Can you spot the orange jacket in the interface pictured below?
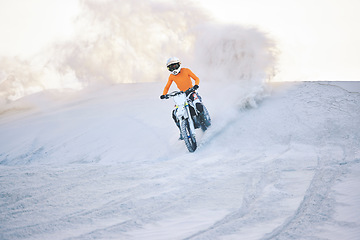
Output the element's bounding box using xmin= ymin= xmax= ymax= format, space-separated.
xmin=162 ymin=68 xmax=200 ymax=95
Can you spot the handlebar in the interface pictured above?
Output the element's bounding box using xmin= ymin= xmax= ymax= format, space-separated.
xmin=164 ymin=86 xmax=197 ymax=99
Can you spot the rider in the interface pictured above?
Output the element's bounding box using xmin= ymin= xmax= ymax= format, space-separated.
xmin=160 ymin=57 xmax=205 ymax=138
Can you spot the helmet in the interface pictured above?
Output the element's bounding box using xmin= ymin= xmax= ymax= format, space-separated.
xmin=166 ymin=57 xmax=181 ymax=75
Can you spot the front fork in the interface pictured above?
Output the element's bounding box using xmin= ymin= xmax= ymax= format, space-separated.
xmin=185 ymin=104 xmax=196 ymax=137
xmin=177 ymin=103 xmax=196 ymax=138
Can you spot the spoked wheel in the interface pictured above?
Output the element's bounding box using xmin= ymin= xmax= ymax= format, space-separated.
xmin=181 ymin=119 xmax=197 ymax=152
xmin=200 ymin=105 xmax=211 ymax=131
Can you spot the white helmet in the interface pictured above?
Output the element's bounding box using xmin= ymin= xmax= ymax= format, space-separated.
xmin=166 ymin=57 xmax=181 ymax=75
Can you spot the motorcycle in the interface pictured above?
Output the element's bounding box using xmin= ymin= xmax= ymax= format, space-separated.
xmin=163 ymin=87 xmax=211 ymax=152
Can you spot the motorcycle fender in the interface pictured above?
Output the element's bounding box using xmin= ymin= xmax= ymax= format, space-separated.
xmin=176 ymin=105 xmax=186 ymax=120
xmin=176 ymin=103 xmax=189 ymax=120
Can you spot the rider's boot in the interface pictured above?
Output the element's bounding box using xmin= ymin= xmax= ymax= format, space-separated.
xmin=196 ymin=103 xmax=205 ymax=122
xmin=199 ymin=111 xmax=205 ymax=121
xmin=193 ymin=115 xmax=200 ymax=129
xmin=196 ymin=103 xmax=203 ymax=112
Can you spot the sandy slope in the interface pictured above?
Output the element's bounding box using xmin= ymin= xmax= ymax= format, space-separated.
xmin=0 ymin=81 xmax=359 ymax=240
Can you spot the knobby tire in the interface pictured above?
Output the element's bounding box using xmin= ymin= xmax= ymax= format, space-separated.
xmin=200 ymin=105 xmax=212 ymax=131
xmin=181 ymin=119 xmax=197 ymax=152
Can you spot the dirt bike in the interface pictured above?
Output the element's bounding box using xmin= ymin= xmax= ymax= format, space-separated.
xmin=163 ymin=87 xmax=211 ymax=152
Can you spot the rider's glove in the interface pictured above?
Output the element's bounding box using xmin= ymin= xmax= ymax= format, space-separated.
xmin=193 ymin=85 xmax=199 ymax=90
xmin=160 ymin=95 xmax=166 ymax=99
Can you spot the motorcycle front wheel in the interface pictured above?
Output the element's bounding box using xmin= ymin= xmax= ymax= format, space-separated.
xmin=181 ymin=119 xmax=197 ymax=152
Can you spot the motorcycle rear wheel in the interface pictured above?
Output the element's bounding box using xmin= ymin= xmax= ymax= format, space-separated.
xmin=200 ymin=105 xmax=212 ymax=131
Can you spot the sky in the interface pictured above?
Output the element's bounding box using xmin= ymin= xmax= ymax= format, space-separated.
xmin=198 ymin=0 xmax=360 ymax=81
xmin=0 ymin=0 xmax=359 ymax=81
xmin=0 ymin=0 xmax=79 ymax=58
